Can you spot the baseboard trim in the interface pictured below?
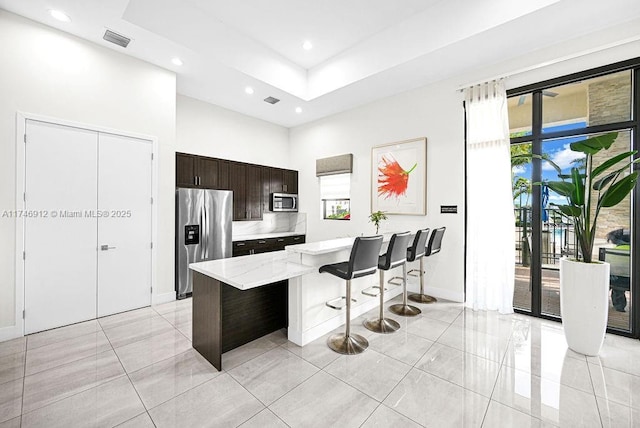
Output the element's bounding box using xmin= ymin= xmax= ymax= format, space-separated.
xmin=152 ymin=291 xmax=176 ymax=306
xmin=0 ymin=325 xmax=23 ymax=342
xmin=405 ymin=278 xmax=464 ymax=303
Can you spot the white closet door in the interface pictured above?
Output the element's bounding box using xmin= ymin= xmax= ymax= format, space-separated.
xmin=97 ymin=133 xmax=152 ymax=317
xmin=24 ymin=120 xmax=98 ymax=334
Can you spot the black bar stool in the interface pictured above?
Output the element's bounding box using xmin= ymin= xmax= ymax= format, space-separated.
xmin=364 ymin=231 xmax=412 ymax=334
xmin=320 ymin=235 xmax=383 ymax=355
xmin=388 ymin=230 xmax=424 ymax=317
xmin=409 ymin=227 xmax=445 ymax=304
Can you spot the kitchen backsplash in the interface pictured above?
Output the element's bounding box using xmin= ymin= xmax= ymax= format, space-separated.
xmin=232 ymin=213 xmax=306 ymax=237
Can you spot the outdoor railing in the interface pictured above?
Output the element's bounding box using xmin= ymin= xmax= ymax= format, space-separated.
xmin=514 ymin=207 xmax=577 ymax=267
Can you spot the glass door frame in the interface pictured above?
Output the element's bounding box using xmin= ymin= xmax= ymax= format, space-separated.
xmin=506 ymin=57 xmax=640 ymax=339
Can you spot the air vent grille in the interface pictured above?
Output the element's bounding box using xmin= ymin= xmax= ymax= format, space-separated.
xmin=103 ymin=29 xmax=131 ymax=48
xmin=264 ymin=96 xmax=280 ymax=105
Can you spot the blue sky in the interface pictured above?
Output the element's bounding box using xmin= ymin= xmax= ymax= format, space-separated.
xmin=512 ymin=122 xmax=586 ymax=207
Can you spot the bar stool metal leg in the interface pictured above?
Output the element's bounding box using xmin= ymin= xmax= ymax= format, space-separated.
xmin=389 ymin=263 xmax=421 ymax=317
xmin=364 ymin=271 xmax=401 ymax=333
xmin=327 ymin=279 xmax=369 ymax=354
xmin=408 ymin=258 xmax=437 ymax=303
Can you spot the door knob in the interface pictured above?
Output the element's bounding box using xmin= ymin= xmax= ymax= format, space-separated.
xmin=100 ymin=245 xmax=116 ymax=251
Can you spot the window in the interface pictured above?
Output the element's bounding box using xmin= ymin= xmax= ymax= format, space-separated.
xmin=320 ymin=173 xmax=350 ymax=220
xmin=507 ymin=59 xmax=639 ymax=336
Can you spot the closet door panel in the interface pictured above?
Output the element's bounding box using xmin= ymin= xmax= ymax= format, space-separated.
xmin=24 ymin=120 xmax=98 ymax=334
xmin=97 ymin=133 xmax=152 ymax=317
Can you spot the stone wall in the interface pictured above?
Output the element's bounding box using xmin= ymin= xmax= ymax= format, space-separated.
xmin=588 ymin=72 xmax=632 ymax=240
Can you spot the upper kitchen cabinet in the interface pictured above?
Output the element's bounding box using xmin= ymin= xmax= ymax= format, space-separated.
xmin=269 ymin=167 xmax=298 ymax=194
xmin=261 ymin=166 xmax=271 ymax=213
xmin=218 ymin=160 xmax=229 ymax=189
xmin=283 ymin=169 xmax=298 ymax=194
xmin=197 ymin=157 xmax=219 ymax=188
xmin=229 ymin=162 xmax=262 ymax=221
xmin=176 ymin=153 xmax=197 ymax=187
xmin=176 ymin=152 xmax=221 ymax=189
xmin=269 ymin=168 xmax=284 ymax=194
xmin=246 ymin=164 xmax=263 ymax=220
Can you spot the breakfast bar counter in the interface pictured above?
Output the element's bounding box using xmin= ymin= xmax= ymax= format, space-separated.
xmin=189 ymin=234 xmax=407 ymax=370
xmin=284 ymin=234 xmax=405 ymax=346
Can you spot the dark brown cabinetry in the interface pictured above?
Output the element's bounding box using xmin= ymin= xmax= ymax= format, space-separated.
xmin=176 ymin=152 xmax=298 ymax=221
xmin=176 ymin=153 xmax=222 ymax=189
xmin=228 ymin=162 xmax=263 ymax=221
xmin=268 ymin=168 xmax=298 ymax=194
xmin=283 ymin=169 xmax=298 ymax=194
xmin=246 ymin=165 xmax=263 ymax=221
xmin=232 ymin=235 xmax=306 ymax=257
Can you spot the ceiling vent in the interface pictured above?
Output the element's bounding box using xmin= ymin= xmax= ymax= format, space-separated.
xmin=263 ymin=96 xmax=280 ymax=105
xmin=103 ymin=29 xmax=131 ymax=48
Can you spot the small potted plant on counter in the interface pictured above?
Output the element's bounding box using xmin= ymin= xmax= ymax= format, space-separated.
xmin=369 ymin=210 xmax=388 ymax=234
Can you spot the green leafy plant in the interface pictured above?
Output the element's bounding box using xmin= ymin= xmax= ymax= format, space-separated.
xmin=514 ymin=132 xmax=639 ymax=263
xmin=369 ymin=210 xmax=388 ymax=234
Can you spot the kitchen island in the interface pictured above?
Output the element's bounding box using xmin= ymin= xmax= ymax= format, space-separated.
xmin=189 ymin=234 xmax=405 ymax=370
xmin=189 ymin=251 xmax=313 ymax=370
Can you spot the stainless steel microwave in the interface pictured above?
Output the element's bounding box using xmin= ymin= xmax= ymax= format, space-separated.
xmin=270 ymin=193 xmax=298 ymax=212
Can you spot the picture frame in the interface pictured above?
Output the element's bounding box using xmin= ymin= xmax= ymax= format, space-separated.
xmin=371 ymin=137 xmax=427 ymax=215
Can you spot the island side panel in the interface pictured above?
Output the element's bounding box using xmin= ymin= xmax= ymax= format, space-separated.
xmin=221 ymin=280 xmax=288 ymax=352
xmin=192 ymin=271 xmax=222 ymax=371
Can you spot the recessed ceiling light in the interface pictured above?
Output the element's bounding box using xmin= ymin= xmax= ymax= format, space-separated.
xmin=295 ymin=107 xmax=302 ymax=114
xmin=49 ymin=9 xmax=71 ymax=23
xmin=245 ymin=87 xmax=254 ymax=95
xmin=171 ymin=57 xmax=183 ymax=66
xmin=302 ymin=41 xmax=313 ymax=51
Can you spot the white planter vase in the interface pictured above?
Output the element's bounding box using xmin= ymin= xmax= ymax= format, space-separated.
xmin=559 ymin=258 xmax=610 ymax=356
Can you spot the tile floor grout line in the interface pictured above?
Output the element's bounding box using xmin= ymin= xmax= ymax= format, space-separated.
xmin=18 ymin=342 xmax=27 ymax=426
xmin=100 ymin=324 xmax=152 ymax=415
xmin=227 ymin=343 xmax=320 ymax=409
xmin=223 ymin=371 xmax=269 ymax=425
xmin=24 ymin=326 xmax=105 ymax=353
xmin=19 ymin=350 xmax=128 ymax=414
xmin=107 ymin=325 xmax=185 ymax=356
xmin=112 ymin=411 xmax=157 ymax=428
xmin=587 ymin=357 xmax=607 ymax=428
xmin=479 ymin=329 xmax=514 ymax=428
xmin=22 ymin=330 xmax=113 ymax=378
xmin=356 ymin=402 xmax=383 ymax=428
xmin=18 ymin=373 xmax=130 ymax=420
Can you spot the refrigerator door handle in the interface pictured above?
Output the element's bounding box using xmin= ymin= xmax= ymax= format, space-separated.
xmin=200 ymin=203 xmax=206 ymax=260
xmin=203 ymin=199 xmax=209 ymax=259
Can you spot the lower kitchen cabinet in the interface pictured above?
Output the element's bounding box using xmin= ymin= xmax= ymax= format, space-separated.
xmin=232 ymin=235 xmax=305 ymax=257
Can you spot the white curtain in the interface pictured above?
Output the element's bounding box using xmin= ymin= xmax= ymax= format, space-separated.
xmin=465 ymin=80 xmax=515 ymax=314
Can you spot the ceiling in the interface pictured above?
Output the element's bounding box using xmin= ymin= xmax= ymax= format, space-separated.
xmin=1 ymin=0 xmax=640 ymax=127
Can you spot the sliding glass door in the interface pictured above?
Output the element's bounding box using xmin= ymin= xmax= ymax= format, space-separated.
xmin=507 ymin=62 xmax=639 ymax=336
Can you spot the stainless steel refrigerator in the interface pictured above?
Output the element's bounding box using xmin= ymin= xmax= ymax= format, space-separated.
xmin=176 ymin=188 xmax=232 ymax=299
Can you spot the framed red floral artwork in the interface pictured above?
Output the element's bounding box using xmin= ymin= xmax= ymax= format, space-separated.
xmin=371 ymin=137 xmax=427 ymax=215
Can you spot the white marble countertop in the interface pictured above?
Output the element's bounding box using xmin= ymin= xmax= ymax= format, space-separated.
xmin=232 ymin=231 xmax=304 ymax=241
xmin=286 ymin=233 xmax=395 ymax=256
xmin=189 ymin=251 xmax=315 ymax=290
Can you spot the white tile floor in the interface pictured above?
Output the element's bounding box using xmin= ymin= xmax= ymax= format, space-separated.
xmin=1 ymin=296 xmax=639 ymax=427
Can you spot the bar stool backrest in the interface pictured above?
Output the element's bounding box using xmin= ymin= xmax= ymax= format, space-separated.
xmin=349 ymin=235 xmax=384 ymax=278
xmin=408 ymin=228 xmax=430 ymax=262
xmin=380 ymin=231 xmax=412 ymax=270
xmin=426 ymin=227 xmax=446 ymax=256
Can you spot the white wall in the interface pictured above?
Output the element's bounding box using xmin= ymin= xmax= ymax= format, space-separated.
xmin=290 ymin=32 xmax=640 ymax=303
xmin=0 ymin=11 xmax=176 ymax=336
xmin=290 ymin=83 xmax=465 ymax=301
xmin=176 ymin=95 xmax=290 ymax=167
